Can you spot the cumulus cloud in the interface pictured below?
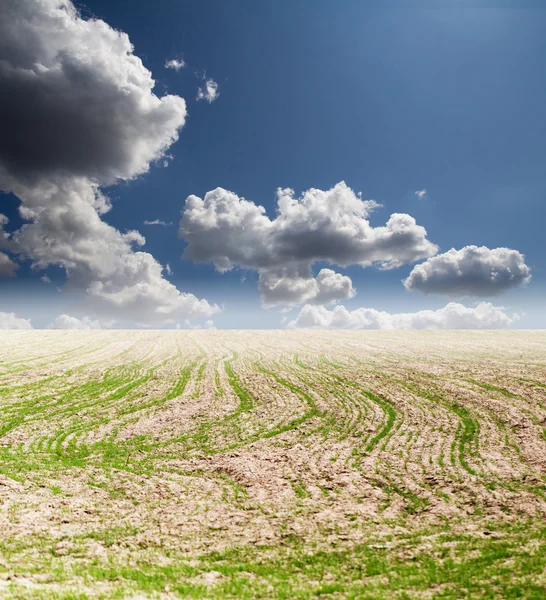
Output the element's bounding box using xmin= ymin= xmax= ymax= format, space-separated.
xmin=0 ymin=312 xmax=32 ymax=330
xmin=0 ymin=252 xmax=17 ymax=277
xmin=196 ymin=78 xmax=219 ymax=103
xmin=144 ymin=219 xmax=172 ymax=226
xmin=165 ymin=58 xmax=185 ymax=71
xmin=48 ymin=314 xmax=102 ymax=330
xmin=415 ymin=189 xmax=427 ymax=199
xmin=0 ymin=0 xmax=187 ymax=184
xmin=0 ymin=0 xmax=218 ymax=325
xmin=286 ymin=302 xmax=518 ymax=330
xmin=404 ymin=246 xmax=531 ymax=297
xmin=180 ymin=182 xmax=438 ymax=307
xmin=258 ymin=267 xmax=355 ymax=308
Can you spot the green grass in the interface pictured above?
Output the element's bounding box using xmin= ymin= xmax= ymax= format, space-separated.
xmin=2 ymin=520 xmax=545 ymax=599
xmin=1 ymin=331 xmax=545 ymax=599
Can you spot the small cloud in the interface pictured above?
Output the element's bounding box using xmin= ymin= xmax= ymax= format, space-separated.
xmin=197 ymin=78 xmax=219 ymax=103
xmin=183 ymin=319 xmax=199 ymax=329
xmin=165 ymin=58 xmax=185 ymax=71
xmin=415 ymin=189 xmax=427 ymax=199
xmin=0 ymin=252 xmax=17 ymax=277
xmin=41 ymin=274 xmax=51 ymax=284
xmin=161 ymin=154 xmax=174 ymax=168
xmin=48 ymin=314 xmax=103 ymax=330
xmin=240 ymin=275 xmax=246 ymax=283
xmin=144 ymin=219 xmax=172 ymax=226
xmin=181 ymin=319 xmax=217 ymax=330
xmin=165 ymin=263 xmax=172 ymax=276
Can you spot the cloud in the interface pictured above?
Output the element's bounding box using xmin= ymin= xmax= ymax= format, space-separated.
xmin=415 ymin=189 xmax=427 ymax=199
xmin=181 ymin=318 xmax=216 ymax=330
xmin=165 ymin=264 xmax=172 ymax=275
xmin=0 ymin=251 xmax=17 ymax=277
xmin=0 ymin=0 xmax=218 ymax=325
xmin=180 ymin=182 xmax=438 ymax=307
xmin=286 ymin=302 xmax=518 ymax=330
xmin=0 ymin=312 xmax=32 ymax=330
xmin=181 ymin=183 xmax=437 ymax=271
xmin=403 ymin=246 xmax=531 ymax=297
xmin=144 ymin=219 xmax=173 ymax=226
xmin=165 ymin=58 xmax=185 ymax=71
xmin=41 ymin=274 xmax=51 ymax=284
xmin=258 ymin=267 xmax=355 ymax=308
xmin=0 ymin=0 xmax=187 ymax=184
xmin=48 ymin=314 xmax=102 ymax=330
xmin=197 ymin=78 xmax=219 ymax=103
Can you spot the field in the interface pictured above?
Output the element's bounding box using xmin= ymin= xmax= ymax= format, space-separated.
xmin=0 ymin=330 xmax=545 ymax=599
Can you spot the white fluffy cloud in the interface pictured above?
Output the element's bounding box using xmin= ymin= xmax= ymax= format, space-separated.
xmin=165 ymin=58 xmax=185 ymax=71
xmin=0 ymin=312 xmax=32 ymax=330
xmin=0 ymin=252 xmax=17 ymax=277
xmin=181 ymin=183 xmax=438 ymax=271
xmin=0 ymin=0 xmax=218 ymax=325
xmin=196 ymin=78 xmax=219 ymax=103
xmin=286 ymin=302 xmax=518 ymax=330
xmin=404 ymin=246 xmax=531 ymax=297
xmin=180 ymin=182 xmax=438 ymax=307
xmin=48 ymin=314 xmax=102 ymax=330
xmin=258 ymin=267 xmax=355 ymax=308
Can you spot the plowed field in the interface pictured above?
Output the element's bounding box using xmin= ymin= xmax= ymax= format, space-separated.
xmin=0 ymin=331 xmax=545 ymax=599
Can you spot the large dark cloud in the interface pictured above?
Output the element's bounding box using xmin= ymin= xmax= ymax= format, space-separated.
xmin=0 ymin=0 xmax=185 ymax=184
xmin=0 ymin=0 xmax=218 ymax=325
xmin=179 ymin=182 xmax=438 ymax=307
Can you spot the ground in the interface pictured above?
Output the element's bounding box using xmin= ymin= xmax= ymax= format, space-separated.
xmin=0 ymin=330 xmax=545 ymax=599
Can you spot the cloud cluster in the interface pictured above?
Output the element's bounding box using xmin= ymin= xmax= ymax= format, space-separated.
xmin=0 ymin=311 xmax=32 ymax=330
xmin=404 ymin=246 xmax=531 ymax=297
xmin=0 ymin=0 xmax=218 ymax=325
xmin=180 ymin=182 xmax=438 ymax=307
xmin=48 ymin=314 xmax=102 ymax=330
xmin=196 ymin=78 xmax=219 ymax=103
xmin=286 ymin=302 xmax=518 ymax=330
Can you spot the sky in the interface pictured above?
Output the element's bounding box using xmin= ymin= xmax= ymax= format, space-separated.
xmin=0 ymin=0 xmax=544 ymax=330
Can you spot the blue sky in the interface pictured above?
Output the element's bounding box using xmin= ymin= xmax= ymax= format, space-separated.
xmin=0 ymin=0 xmax=544 ymax=329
